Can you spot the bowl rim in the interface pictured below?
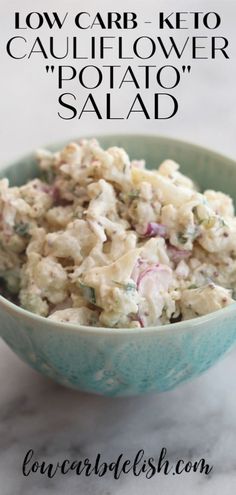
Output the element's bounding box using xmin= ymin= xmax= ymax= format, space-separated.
xmin=1 ymin=132 xmax=236 ymax=172
xmin=1 ymin=292 xmax=236 ymax=336
xmin=1 ymin=133 xmax=236 ymax=337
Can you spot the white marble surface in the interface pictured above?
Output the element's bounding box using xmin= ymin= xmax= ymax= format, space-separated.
xmin=0 ymin=0 xmax=236 ymax=494
xmin=1 ymin=341 xmax=236 ymax=495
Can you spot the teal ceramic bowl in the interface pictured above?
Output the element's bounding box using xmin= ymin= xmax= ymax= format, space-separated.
xmin=1 ymin=135 xmax=236 ymax=396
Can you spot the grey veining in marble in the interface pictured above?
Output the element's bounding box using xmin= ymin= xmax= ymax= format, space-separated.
xmin=0 ymin=0 xmax=236 ymax=493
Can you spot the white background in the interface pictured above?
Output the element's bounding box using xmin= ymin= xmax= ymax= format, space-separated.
xmin=0 ymin=0 xmax=236 ymax=165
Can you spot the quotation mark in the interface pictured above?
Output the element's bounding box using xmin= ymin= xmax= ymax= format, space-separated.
xmin=182 ymin=65 xmax=191 ymax=73
xmin=45 ymin=65 xmax=55 ymax=74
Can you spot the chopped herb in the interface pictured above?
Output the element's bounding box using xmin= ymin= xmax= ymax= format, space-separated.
xmin=78 ymin=280 xmax=96 ymax=305
xmin=177 ymin=232 xmax=188 ymax=244
xmin=73 ymin=210 xmax=83 ymax=219
xmin=203 ymin=216 xmax=216 ymax=229
xmin=112 ymin=280 xmax=136 ymax=292
xmin=128 ymin=189 xmax=140 ymax=200
xmin=193 ymin=206 xmax=220 ymax=229
xmin=41 ymin=169 xmax=56 ymax=184
xmin=14 ymin=222 xmax=30 ymax=238
xmin=94 ymin=191 xmax=102 ymax=200
xmin=188 ymin=284 xmax=198 ymax=290
xmin=195 ymin=215 xmax=229 ymax=231
xmin=218 ymin=217 xmax=229 ymax=228
xmin=177 ymin=226 xmax=199 ymax=244
xmin=193 ymin=207 xmax=205 ymax=225
xmin=198 ymin=219 xmax=205 ymax=225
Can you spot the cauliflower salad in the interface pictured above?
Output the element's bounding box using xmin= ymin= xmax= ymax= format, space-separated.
xmin=0 ymin=139 xmax=236 ymax=328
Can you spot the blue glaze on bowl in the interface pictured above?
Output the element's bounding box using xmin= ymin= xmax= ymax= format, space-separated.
xmin=0 ymin=135 xmax=236 ymax=396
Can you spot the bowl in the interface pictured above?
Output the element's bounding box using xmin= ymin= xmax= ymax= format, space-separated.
xmin=1 ymin=135 xmax=236 ymax=397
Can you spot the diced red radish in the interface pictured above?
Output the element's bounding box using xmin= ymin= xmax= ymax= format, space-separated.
xmin=167 ymin=244 xmax=191 ymax=263
xmin=132 ymin=260 xmax=173 ymax=326
xmin=49 ymin=186 xmax=61 ymax=203
xmin=137 ymin=222 xmax=167 ymax=238
xmin=30 ymin=180 xmax=51 ymax=194
xmin=41 ymin=184 xmax=52 ymax=194
xmin=49 ymin=186 xmax=73 ymax=206
xmin=137 ymin=264 xmax=172 ymax=293
xmin=137 ymin=313 xmax=145 ymax=328
xmin=137 ymin=264 xmax=172 ymax=327
xmin=131 ymin=258 xmax=148 ymax=285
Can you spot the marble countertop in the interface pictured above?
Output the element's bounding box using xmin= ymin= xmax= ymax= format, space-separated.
xmin=1 ymin=341 xmax=236 ymax=495
xmin=1 ymin=0 xmax=236 ymax=493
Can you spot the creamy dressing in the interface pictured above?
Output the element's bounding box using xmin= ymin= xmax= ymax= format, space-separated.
xmin=0 ymin=139 xmax=235 ymax=328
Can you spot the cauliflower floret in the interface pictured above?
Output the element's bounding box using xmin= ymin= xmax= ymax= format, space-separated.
xmin=108 ymin=231 xmax=137 ymax=260
xmin=139 ymin=181 xmax=153 ymax=201
xmin=0 ymin=179 xmax=32 ymax=228
xmin=37 ymin=149 xmax=57 ymax=172
xmin=49 ymin=307 xmax=99 ymax=326
xmin=60 ymin=142 xmax=82 ymax=167
xmin=129 ymin=199 xmax=157 ymax=229
xmin=45 ymin=220 xmax=97 ymax=263
xmin=160 ymin=204 xmax=177 ymax=231
xmin=32 ymin=256 xmax=68 ymax=304
xmin=59 ymin=143 xmax=84 ymax=182
xmin=87 ymin=179 xmax=117 ymax=218
xmin=140 ymin=238 xmax=171 ymax=266
xmin=89 ymin=143 xmax=132 ymax=191
xmin=45 ymin=230 xmax=82 ymax=264
xmin=175 ymin=260 xmax=190 ymax=279
xmin=158 ymin=160 xmax=196 ymax=190
xmin=45 ymin=206 xmax=74 ymax=228
xmin=161 ymin=200 xmax=199 ymax=251
xmin=0 ymin=246 xmax=23 ymax=271
xmin=82 ymin=249 xmax=141 ymax=325
xmin=181 ymin=284 xmax=234 ymax=320
xmin=20 ymin=290 xmax=49 ymax=317
xmin=198 ymin=222 xmax=232 ymax=253
xmin=204 ymin=190 xmax=234 ymax=217
xmin=26 ymin=227 xmax=46 ymax=256
xmin=20 ymin=179 xmax=53 ymax=217
xmin=0 ymin=230 xmax=26 ymax=254
xmin=131 ymin=167 xmax=194 ymax=207
xmin=20 ymin=252 xmax=68 ymax=309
